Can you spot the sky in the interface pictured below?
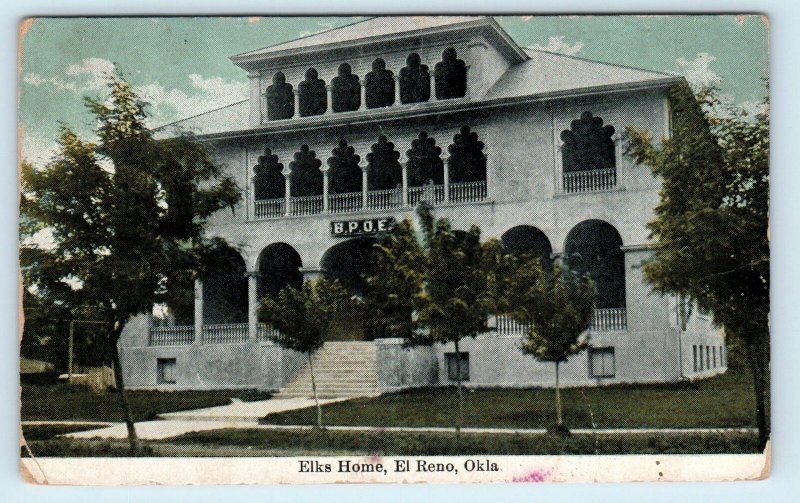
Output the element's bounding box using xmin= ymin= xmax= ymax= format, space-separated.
xmin=18 ymin=15 xmax=769 ymax=167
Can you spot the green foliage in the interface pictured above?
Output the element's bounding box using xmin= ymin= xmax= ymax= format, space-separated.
xmin=626 ymin=81 xmax=770 ymax=444
xmin=507 ymin=258 xmax=595 ymax=364
xmin=260 ymin=278 xmax=353 ymax=354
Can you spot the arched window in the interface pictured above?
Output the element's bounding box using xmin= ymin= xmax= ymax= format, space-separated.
xmin=434 ymin=48 xmax=467 ymax=100
xmin=564 ymin=220 xmax=625 ymax=309
xmin=560 ymin=112 xmax=616 ymax=173
xmin=289 ymin=145 xmax=323 ymax=197
xmin=327 ymin=139 xmax=362 ymax=194
xmin=201 ymin=245 xmax=247 ymax=324
xmin=406 ymin=132 xmax=443 ymax=187
xmin=331 ymin=63 xmax=361 ymax=113
xmin=253 ymin=148 xmax=284 ymax=200
xmin=298 ymin=68 xmax=327 ymax=117
xmin=367 ymin=135 xmax=402 ymax=190
xmin=399 ymin=53 xmax=431 ymax=104
xmin=266 ymin=71 xmax=294 ymax=120
xmin=448 ymin=126 xmax=486 ymax=183
xmin=257 ymin=243 xmax=303 ymax=301
xmin=364 ymin=58 xmax=395 ymax=109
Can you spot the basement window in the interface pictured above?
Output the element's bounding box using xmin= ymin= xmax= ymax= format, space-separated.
xmin=589 ymin=347 xmax=615 ymax=378
xmin=157 ymin=358 xmax=177 ymax=384
xmin=445 ymin=352 xmax=469 ymax=381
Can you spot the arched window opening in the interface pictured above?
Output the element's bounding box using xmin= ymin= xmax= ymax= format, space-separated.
xmin=290 ymin=145 xmax=323 ymax=196
xmin=257 ymin=243 xmax=303 ymax=301
xmin=298 ymin=68 xmax=327 ymax=117
xmin=501 ymin=226 xmax=553 ymax=269
xmin=406 ymin=132 xmax=443 ymax=187
xmin=367 ymin=135 xmax=402 ymax=190
xmin=328 ymin=139 xmax=362 ymax=194
xmin=266 ymin=72 xmax=294 ymax=120
xmin=561 ymin=112 xmax=616 ymax=173
xmin=434 ymin=48 xmax=467 ymax=100
xmin=564 ymin=220 xmax=625 ymax=309
xmin=331 ymin=63 xmax=361 ymax=113
xmin=202 ymin=246 xmax=247 ymax=324
xmin=365 ymin=58 xmax=395 ymax=109
xmin=448 ymin=126 xmax=486 ymax=183
xmin=399 ymin=53 xmax=431 ymax=104
xmin=253 ymin=148 xmax=284 ymax=200
xmin=321 ymin=237 xmax=377 ymax=297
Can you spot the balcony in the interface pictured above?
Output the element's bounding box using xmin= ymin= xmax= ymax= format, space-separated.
xmin=253 ymin=179 xmax=487 ymax=220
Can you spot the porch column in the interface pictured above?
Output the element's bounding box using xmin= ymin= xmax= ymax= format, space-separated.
xmin=394 ymin=75 xmax=401 ymax=106
xmin=282 ymin=167 xmax=292 ymax=216
xmin=293 ymin=89 xmax=301 ymax=119
xmin=360 ymin=83 xmax=367 ymax=111
xmin=325 ymin=84 xmax=333 ymax=114
xmin=613 ymin=132 xmax=623 ymax=188
xmin=247 ymin=271 xmax=258 ymax=341
xmin=321 ymin=166 xmax=330 ymax=213
xmin=193 ymin=278 xmax=203 ymax=344
xmin=443 ymin=156 xmax=450 ymax=203
xmin=361 ymin=161 xmax=369 ymax=210
xmin=401 ymin=160 xmax=409 ymax=207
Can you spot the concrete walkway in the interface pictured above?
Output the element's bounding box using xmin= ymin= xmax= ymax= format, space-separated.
xmin=63 ymin=397 xmax=351 ymax=440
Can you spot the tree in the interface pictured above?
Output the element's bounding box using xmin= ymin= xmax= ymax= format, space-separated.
xmin=19 ymin=72 xmax=241 ymax=452
xmin=362 ymin=219 xmax=425 ymax=340
xmin=626 ymin=82 xmax=770 ymax=447
xmin=506 ymin=256 xmax=595 ymax=434
xmin=260 ymin=278 xmax=352 ymax=429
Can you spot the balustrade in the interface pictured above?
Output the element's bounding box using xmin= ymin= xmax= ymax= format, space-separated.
xmin=562 ymin=167 xmax=617 ymax=193
xmin=290 ymin=194 xmax=324 ymax=216
xmin=449 ymin=180 xmax=487 ymax=203
xmin=148 ymin=325 xmax=194 ymax=346
xmin=202 ymin=323 xmax=249 ymax=344
xmin=589 ymin=308 xmax=627 ymax=331
xmin=329 ymin=191 xmax=362 ymax=213
xmin=254 ymin=198 xmax=285 ymax=219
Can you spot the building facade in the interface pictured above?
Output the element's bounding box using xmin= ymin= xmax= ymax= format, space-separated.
xmin=119 ymin=16 xmax=726 ymax=394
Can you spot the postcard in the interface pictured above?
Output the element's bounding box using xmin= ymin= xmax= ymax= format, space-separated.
xmin=18 ymin=14 xmax=770 ymax=484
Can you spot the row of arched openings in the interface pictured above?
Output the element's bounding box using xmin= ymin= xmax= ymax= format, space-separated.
xmin=253 ymin=127 xmax=487 ymax=200
xmin=265 ymin=48 xmax=468 ymax=120
xmin=197 ymin=220 xmax=625 ymax=326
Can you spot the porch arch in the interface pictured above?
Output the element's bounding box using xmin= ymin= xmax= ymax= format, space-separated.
xmin=564 ymin=219 xmax=625 ymax=309
xmin=501 ymin=225 xmax=553 ymax=269
xmin=201 ymin=245 xmax=248 ymax=324
xmin=257 ymin=242 xmax=303 ymax=300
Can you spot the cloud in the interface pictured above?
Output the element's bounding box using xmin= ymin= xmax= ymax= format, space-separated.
xmin=23 ymin=57 xmax=115 ymax=94
xmin=676 ymin=52 xmax=722 ymax=91
xmin=20 ymin=132 xmax=59 ymax=168
xmin=527 ymin=36 xmax=583 ymax=56
xmin=135 ymin=74 xmax=248 ymax=125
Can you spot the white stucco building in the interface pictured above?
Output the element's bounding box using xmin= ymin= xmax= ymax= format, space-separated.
xmin=119 ymin=16 xmax=725 ymax=396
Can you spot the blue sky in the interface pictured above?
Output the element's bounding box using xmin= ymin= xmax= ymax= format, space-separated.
xmin=18 ymin=15 xmax=769 ymax=166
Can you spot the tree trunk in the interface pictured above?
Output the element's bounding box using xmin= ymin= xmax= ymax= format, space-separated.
xmin=555 ymin=361 xmax=563 ymax=427
xmin=454 ymin=339 xmax=464 ymax=440
xmin=745 ymin=337 xmax=769 ymax=448
xmin=308 ymin=351 xmax=323 ymax=429
xmin=110 ymin=335 xmax=139 ymax=454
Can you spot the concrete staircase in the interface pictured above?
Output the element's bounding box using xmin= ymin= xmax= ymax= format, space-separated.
xmin=275 ymin=341 xmax=379 ymax=399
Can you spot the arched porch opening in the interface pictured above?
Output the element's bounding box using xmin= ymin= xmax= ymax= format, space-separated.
xmin=501 ymin=225 xmax=553 ymax=269
xmin=564 ymin=220 xmax=626 ymax=309
xmin=257 ymin=243 xmax=303 ymax=301
xmin=320 ymin=237 xmax=377 ymax=340
xmin=201 ymin=245 xmax=247 ymax=324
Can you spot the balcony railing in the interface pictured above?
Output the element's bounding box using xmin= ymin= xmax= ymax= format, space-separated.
xmin=253 ymin=180 xmax=487 ymax=220
xmin=202 ymin=323 xmax=249 ymax=344
xmin=562 ymin=167 xmax=617 ymax=194
xmin=493 ymin=308 xmax=627 ymax=335
xmin=254 ymin=198 xmax=285 ymax=219
xmin=148 ymin=325 xmax=194 ymax=346
xmin=590 ymin=308 xmax=627 ymax=331
xmin=257 ymin=323 xmax=280 ymax=342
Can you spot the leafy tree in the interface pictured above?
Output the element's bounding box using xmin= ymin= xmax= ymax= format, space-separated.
xmin=506 ymin=256 xmax=595 ymax=434
xmin=362 ymin=219 xmax=425 ymax=340
xmin=19 ymin=72 xmax=241 ymax=452
xmin=627 ymin=82 xmax=770 ymax=446
xmin=260 ymin=278 xmax=353 ymax=429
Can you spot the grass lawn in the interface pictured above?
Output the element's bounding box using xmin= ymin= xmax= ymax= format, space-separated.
xmin=21 ymin=383 xmax=271 ymax=423
xmin=262 ymin=371 xmax=762 ymax=429
xmin=23 ymin=428 xmax=763 ymax=457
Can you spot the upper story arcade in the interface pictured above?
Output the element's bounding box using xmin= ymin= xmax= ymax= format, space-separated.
xmin=230 ymin=16 xmax=529 ymax=128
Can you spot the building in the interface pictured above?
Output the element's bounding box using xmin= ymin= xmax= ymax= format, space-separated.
xmin=119 ymin=16 xmax=726 ymax=395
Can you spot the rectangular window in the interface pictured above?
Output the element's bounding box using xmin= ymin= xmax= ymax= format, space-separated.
xmin=693 ymin=345 xmax=698 ymax=372
xmin=706 ymin=346 xmax=711 ymax=370
xmin=445 ymin=352 xmax=469 ymax=381
xmin=713 ymin=346 xmax=717 ymax=368
xmin=589 ymin=347 xmax=615 ymax=378
xmin=157 ymin=358 xmax=177 ymax=384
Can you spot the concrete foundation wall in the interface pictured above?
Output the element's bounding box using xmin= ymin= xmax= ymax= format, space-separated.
xmin=376 ymin=339 xmax=438 ymax=392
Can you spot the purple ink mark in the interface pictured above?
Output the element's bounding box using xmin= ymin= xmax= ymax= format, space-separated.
xmin=512 ymin=469 xmax=552 ymax=483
